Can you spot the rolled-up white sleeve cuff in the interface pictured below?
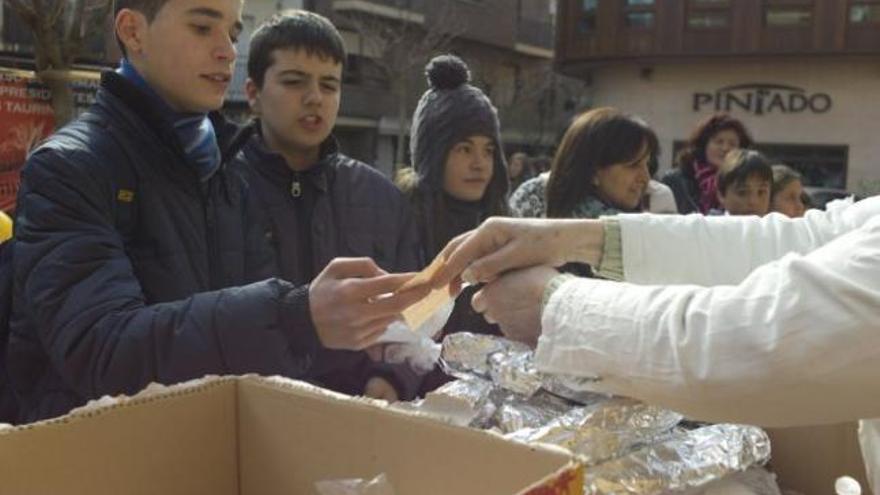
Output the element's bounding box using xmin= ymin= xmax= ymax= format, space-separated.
xmin=535 ymin=277 xmax=625 ymax=380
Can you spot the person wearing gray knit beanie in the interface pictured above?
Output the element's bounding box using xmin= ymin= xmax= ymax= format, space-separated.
xmin=396 ymin=54 xmax=510 ymax=396
xmin=396 ymin=54 xmax=509 ymax=263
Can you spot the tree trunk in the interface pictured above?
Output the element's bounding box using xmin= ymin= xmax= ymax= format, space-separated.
xmin=39 ymin=71 xmax=75 ymax=127
xmin=30 ymin=8 xmax=76 ymax=128
xmin=394 ymin=76 xmax=408 ymax=171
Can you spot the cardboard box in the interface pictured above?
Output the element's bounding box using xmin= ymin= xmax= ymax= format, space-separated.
xmin=767 ymin=423 xmax=869 ymax=495
xmin=0 ymin=376 xmax=582 ymax=495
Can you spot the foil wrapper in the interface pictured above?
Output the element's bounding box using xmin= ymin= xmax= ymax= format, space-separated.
xmin=432 ymin=378 xmax=493 ymax=413
xmin=493 ymin=391 xmax=576 ymax=434
xmin=488 ymin=348 xmax=544 ymax=397
xmin=506 ymin=398 xmax=683 ymax=466
xmin=582 ymin=424 xmax=771 ymax=494
xmin=542 ymin=374 xmax=605 ymax=403
xmin=436 ymin=332 xmax=772 ymax=493
xmin=441 ymin=332 xmax=530 ymax=378
xmin=414 ymin=379 xmax=581 ymax=433
xmin=407 ymin=377 xmax=496 ymax=428
xmin=442 ymin=333 xmax=599 ymax=402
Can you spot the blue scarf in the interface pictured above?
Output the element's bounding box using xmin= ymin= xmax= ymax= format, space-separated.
xmin=117 ymin=59 xmax=221 ymax=182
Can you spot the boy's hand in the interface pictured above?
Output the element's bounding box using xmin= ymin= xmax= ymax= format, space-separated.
xmin=309 ymin=258 xmax=430 ymax=351
xmin=363 ymin=376 xmax=399 ymax=402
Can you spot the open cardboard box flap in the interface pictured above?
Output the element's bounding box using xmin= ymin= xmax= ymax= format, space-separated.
xmin=0 ymin=375 xmax=582 ymax=495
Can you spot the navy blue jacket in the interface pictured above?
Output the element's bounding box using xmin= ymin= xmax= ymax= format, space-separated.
xmin=8 ymin=72 xmax=319 ymax=422
xmin=233 ymin=132 xmax=424 ymax=399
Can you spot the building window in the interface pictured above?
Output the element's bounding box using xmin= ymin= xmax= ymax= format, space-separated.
xmin=850 ymin=2 xmax=880 ymax=24
xmin=765 ymin=1 xmax=814 ymax=27
xmin=624 ymin=0 xmax=655 ymax=29
xmin=578 ymin=0 xmax=598 ymax=33
xmin=687 ymin=0 xmax=730 ymax=29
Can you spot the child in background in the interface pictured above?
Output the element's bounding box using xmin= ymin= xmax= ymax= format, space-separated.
xmin=715 ymin=149 xmax=773 ymax=216
xmin=770 ymin=164 xmax=807 ymax=218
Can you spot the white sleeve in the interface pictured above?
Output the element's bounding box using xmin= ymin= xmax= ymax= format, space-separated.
xmin=535 ymin=216 xmax=880 ymax=427
xmin=617 ymin=196 xmax=880 ymax=285
xmin=646 ymin=180 xmax=679 ymax=214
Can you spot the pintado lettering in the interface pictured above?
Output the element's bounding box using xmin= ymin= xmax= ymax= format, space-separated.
xmin=693 ymin=84 xmax=832 ymax=115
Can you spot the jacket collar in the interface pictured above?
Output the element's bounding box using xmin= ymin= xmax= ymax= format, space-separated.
xmin=244 ymin=122 xmax=340 ymax=193
xmin=98 ymin=71 xmax=252 ymax=167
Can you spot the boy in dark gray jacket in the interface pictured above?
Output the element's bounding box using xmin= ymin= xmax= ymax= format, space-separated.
xmin=233 ymin=11 xmax=423 ymax=400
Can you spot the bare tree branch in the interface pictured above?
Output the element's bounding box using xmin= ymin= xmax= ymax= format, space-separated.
xmin=46 ymin=0 xmax=67 ymax=27
xmin=6 ymin=0 xmax=39 ymax=25
xmin=7 ymin=0 xmax=113 ymax=125
xmin=63 ymin=0 xmax=86 ymax=44
xmin=337 ymin=1 xmax=466 ymax=167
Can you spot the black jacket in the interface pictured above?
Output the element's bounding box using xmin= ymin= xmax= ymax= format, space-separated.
xmin=660 ymin=168 xmax=701 ymax=214
xmin=8 ymin=72 xmax=319 ymax=423
xmin=233 ymin=131 xmax=424 ymax=399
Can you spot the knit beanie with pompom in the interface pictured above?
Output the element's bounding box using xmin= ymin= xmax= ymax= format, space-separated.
xmin=409 ymin=54 xmax=506 ymax=191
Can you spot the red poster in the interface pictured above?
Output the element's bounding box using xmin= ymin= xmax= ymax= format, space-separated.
xmin=0 ymin=71 xmax=54 ymax=213
xmin=0 ymin=69 xmax=99 ymax=214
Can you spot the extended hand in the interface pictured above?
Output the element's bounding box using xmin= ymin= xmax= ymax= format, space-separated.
xmin=431 ymin=217 xmax=602 ymax=292
xmin=309 ymin=258 xmax=430 ymax=351
xmin=471 ymin=265 xmax=559 ymax=347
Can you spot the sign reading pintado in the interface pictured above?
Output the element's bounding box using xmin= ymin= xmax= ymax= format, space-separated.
xmin=693 ymin=84 xmax=832 ymax=115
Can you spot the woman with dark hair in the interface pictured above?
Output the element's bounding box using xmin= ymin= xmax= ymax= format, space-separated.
xmin=509 ymin=108 xmax=659 ymax=220
xmin=662 ymin=113 xmax=754 ymax=214
xmin=547 ymin=107 xmax=658 ymax=219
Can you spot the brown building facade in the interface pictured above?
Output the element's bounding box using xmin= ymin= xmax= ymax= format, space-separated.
xmin=556 ymin=0 xmax=880 ymax=193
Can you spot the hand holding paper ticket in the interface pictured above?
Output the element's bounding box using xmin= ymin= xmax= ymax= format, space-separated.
xmin=309 ymin=258 xmax=431 ymax=350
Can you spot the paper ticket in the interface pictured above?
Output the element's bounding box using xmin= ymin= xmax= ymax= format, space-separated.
xmin=399 ymin=254 xmax=452 ymax=330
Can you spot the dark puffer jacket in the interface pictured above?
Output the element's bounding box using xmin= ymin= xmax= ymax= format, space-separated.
xmin=233 ymin=131 xmax=424 ymax=399
xmin=8 ymin=72 xmax=318 ymax=423
xmin=660 ymin=168 xmax=701 ymax=214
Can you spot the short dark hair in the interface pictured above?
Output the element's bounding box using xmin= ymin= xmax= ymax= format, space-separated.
xmin=114 ymin=0 xmax=167 ymax=19
xmin=676 ymin=113 xmax=754 ymax=176
xmin=248 ymin=10 xmax=346 ymax=88
xmin=113 ymin=0 xmax=170 ymax=56
xmin=546 ymin=107 xmax=659 ymax=217
xmin=717 ymin=149 xmax=772 ymax=195
xmin=771 ymin=164 xmax=803 ymax=199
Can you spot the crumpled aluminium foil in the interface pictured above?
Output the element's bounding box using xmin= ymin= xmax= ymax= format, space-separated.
xmin=397 ymin=376 xmax=498 ymax=428
xmin=441 ymin=333 xmax=598 ymax=401
xmin=581 ymin=424 xmax=772 ymax=494
xmin=487 ymin=348 xmax=544 ymax=397
xmin=493 ymin=390 xmax=576 ymax=433
xmin=505 ymin=398 xmax=683 ymax=466
xmin=431 ymin=377 xmax=495 ymax=424
xmin=435 ymin=333 xmax=773 ymax=494
xmin=441 ymin=332 xmax=530 ymax=379
xmin=417 ymin=378 xmax=575 ymax=432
